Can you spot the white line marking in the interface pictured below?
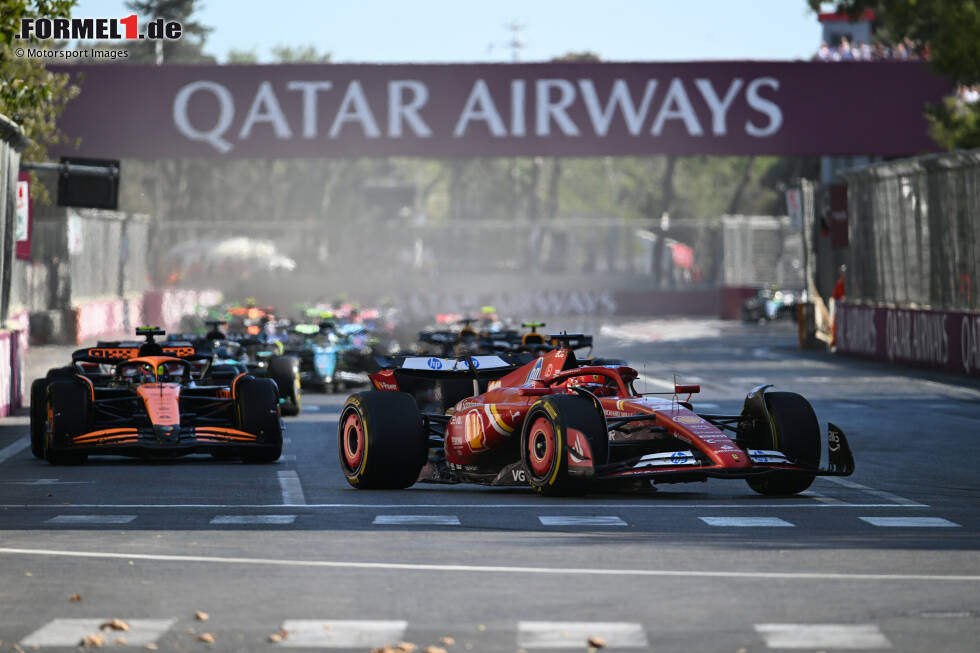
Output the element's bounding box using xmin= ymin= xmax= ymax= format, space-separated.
xmin=860 ymin=517 xmax=961 ymax=528
xmin=210 ymin=515 xmax=297 ymax=525
xmin=46 ymin=515 xmax=137 ymax=525
xmin=800 ymin=490 xmax=847 ymax=505
xmin=693 ymin=402 xmax=720 ymax=409
xmin=518 ymin=621 xmax=648 ymax=648
xmin=820 ymin=477 xmax=926 ymax=507
xmin=0 ymin=436 xmax=29 ymax=464
xmin=277 ymin=620 xmax=407 ymax=648
xmin=373 ymin=515 xmax=461 ymax=525
xmin=277 ymin=470 xmax=306 ymax=506
xmin=0 ymin=502 xmax=927 ymax=510
xmin=755 ymin=623 xmax=891 ymax=649
xmin=20 ymin=618 xmax=177 ymax=647
xmin=279 ymin=454 xmax=297 ymax=462
xmin=304 ymin=405 xmax=321 ymax=411
xmin=700 ymin=517 xmax=794 ymax=527
xmin=539 ymin=516 xmax=628 ymax=527
xmin=1 ymin=547 xmax=977 ymax=582
xmin=3 ymin=479 xmax=91 ymax=485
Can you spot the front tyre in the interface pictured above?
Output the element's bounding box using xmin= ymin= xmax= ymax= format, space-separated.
xmin=45 ymin=380 xmax=89 ymax=466
xmin=235 ymin=376 xmax=283 ymax=463
xmin=338 ymin=391 xmax=426 ymax=489
xmin=746 ymin=391 xmax=820 ymax=496
xmin=521 ymin=394 xmax=607 ymax=496
xmin=30 ymin=378 xmax=50 ymax=458
xmin=268 ymin=356 xmax=302 ymax=417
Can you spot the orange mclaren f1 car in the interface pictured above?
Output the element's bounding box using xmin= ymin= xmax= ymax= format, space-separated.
xmin=339 ymin=336 xmax=854 ymax=496
xmin=32 ymin=328 xmax=283 ymax=465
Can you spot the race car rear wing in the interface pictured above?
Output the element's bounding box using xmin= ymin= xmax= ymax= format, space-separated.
xmin=71 ymin=344 xmax=210 ymax=364
xmin=374 ymin=353 xmax=531 ymax=380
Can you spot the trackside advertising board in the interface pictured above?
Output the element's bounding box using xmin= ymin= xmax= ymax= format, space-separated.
xmin=50 ymin=61 xmax=950 ymax=159
xmin=836 ymin=302 xmax=980 ymax=377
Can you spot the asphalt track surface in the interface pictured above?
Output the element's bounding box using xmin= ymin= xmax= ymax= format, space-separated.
xmin=1 ymin=318 xmax=978 ymax=652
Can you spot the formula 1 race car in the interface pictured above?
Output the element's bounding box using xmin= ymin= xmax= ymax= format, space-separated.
xmin=338 ymin=337 xmax=854 ymax=496
xmin=32 ymin=328 xmax=283 ymax=465
xmin=166 ymin=321 xmax=302 ymax=416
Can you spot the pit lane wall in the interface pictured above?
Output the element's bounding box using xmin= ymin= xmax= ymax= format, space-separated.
xmin=836 ymin=302 xmax=980 ymax=377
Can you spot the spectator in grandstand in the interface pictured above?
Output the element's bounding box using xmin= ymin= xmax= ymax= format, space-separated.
xmin=817 ymin=40 xmax=833 ymax=61
xmin=834 ymin=37 xmax=854 ymax=61
xmin=959 ymin=83 xmax=980 ymax=104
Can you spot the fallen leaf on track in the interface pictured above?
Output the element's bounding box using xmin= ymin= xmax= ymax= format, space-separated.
xmin=100 ymin=619 xmax=130 ymax=632
xmin=79 ymin=633 xmax=105 ymax=647
xmin=194 ymin=611 xmax=209 ymax=621
xmin=68 ymin=594 xmax=82 ymax=602
xmin=196 ymin=633 xmax=215 ymax=644
xmin=587 ymin=635 xmax=606 ymax=649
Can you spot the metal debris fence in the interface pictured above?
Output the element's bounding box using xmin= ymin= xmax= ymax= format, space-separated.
xmin=840 ymin=149 xmax=980 ymax=311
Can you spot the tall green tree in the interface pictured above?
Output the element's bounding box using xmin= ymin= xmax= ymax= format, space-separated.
xmin=124 ymin=0 xmax=214 ymax=63
xmin=1 ymin=0 xmax=80 ymax=193
xmin=810 ymin=0 xmax=980 ymax=149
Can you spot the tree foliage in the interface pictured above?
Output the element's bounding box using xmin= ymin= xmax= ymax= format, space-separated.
xmin=123 ymin=0 xmax=214 ymax=62
xmin=0 ymin=0 xmax=80 ymax=197
xmin=810 ymin=0 xmax=980 ymax=149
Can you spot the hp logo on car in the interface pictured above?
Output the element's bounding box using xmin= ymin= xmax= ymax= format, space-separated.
xmin=427 ymin=357 xmax=442 ymax=370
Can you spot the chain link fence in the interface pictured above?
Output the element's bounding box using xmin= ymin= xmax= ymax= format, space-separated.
xmin=841 ymin=149 xmax=980 ymax=311
xmin=720 ymin=215 xmax=804 ymax=288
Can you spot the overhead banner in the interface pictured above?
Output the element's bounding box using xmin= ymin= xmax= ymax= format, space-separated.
xmin=49 ymin=61 xmax=950 ymax=159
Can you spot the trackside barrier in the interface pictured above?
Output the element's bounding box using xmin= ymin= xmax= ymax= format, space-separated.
xmin=142 ymin=288 xmax=222 ymax=332
xmin=835 ymin=301 xmax=980 ymax=377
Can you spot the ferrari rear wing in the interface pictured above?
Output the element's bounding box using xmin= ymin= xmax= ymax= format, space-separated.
xmin=375 ymin=353 xmax=529 ymax=380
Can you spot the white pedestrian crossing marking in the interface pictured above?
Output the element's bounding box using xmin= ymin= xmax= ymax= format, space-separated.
xmin=46 ymin=515 xmax=137 ymax=525
xmin=700 ymin=517 xmax=794 ymax=527
xmin=20 ymin=618 xmax=176 ymax=647
xmin=373 ymin=515 xmax=461 ymax=525
xmin=278 ymin=470 xmax=306 ymax=505
xmin=755 ymin=623 xmax=891 ymax=649
xmin=277 ymin=620 xmax=407 ymax=648
xmin=518 ymin=621 xmax=648 ymax=648
xmin=860 ymin=516 xmax=960 ymax=528
xmin=539 ymin=516 xmax=628 ymax=527
xmin=210 ymin=515 xmax=297 ymax=525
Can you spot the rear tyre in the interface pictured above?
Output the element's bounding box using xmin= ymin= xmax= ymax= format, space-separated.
xmin=746 ymin=391 xmax=820 ymax=496
xmin=338 ymin=391 xmax=426 ymax=489
xmin=521 ymin=394 xmax=607 ymax=496
xmin=268 ymin=356 xmax=301 ymax=417
xmin=235 ymin=376 xmax=283 ymax=463
xmin=45 ymin=380 xmax=89 ymax=466
xmin=30 ymin=378 xmax=50 ymax=458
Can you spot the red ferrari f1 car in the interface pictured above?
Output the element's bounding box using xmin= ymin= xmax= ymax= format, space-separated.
xmin=33 ymin=328 xmax=283 ymax=465
xmin=339 ymin=336 xmax=854 ymax=495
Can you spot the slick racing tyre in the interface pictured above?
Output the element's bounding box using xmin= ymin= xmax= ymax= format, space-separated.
xmin=30 ymin=378 xmax=50 ymax=458
xmin=45 ymin=380 xmax=89 ymax=466
xmin=521 ymin=394 xmax=607 ymax=496
xmin=339 ymin=391 xmax=426 ymax=489
xmin=746 ymin=391 xmax=821 ymax=496
xmin=235 ymin=376 xmax=283 ymax=463
xmin=268 ymin=356 xmax=302 ymax=417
